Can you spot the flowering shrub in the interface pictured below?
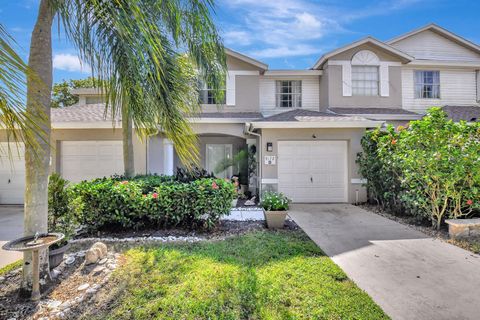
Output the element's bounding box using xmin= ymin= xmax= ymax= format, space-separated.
xmin=65 ymin=176 xmax=236 ymax=232
xmin=260 ymin=192 xmax=291 ymax=211
xmin=357 ymin=108 xmax=480 ymax=229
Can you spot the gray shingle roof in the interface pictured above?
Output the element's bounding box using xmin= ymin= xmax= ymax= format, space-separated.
xmin=442 ymin=106 xmax=480 ymax=122
xmin=259 ymin=109 xmax=341 ymax=122
xmin=329 ymin=107 xmax=419 ymax=115
xmin=51 ymin=104 xmax=119 ymax=122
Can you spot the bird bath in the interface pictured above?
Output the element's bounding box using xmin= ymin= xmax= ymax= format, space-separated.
xmin=2 ymin=232 xmax=64 ymax=301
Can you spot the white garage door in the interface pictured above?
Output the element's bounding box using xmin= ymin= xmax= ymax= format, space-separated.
xmin=0 ymin=143 xmax=25 ymax=204
xmin=278 ymin=141 xmax=348 ymax=203
xmin=61 ymin=141 xmax=124 ymax=182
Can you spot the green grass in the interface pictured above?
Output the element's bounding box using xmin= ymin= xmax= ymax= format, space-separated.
xmin=96 ymin=231 xmax=388 ymax=320
xmin=0 ymin=259 xmax=22 ymax=275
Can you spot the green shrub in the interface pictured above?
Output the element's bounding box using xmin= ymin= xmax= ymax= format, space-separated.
xmin=357 ymin=108 xmax=480 ymax=229
xmin=260 ymin=192 xmax=291 ymax=211
xmin=175 ymin=166 xmax=215 ymax=183
xmin=48 ymin=173 xmax=78 ymax=244
xmin=68 ymin=176 xmax=236 ymax=232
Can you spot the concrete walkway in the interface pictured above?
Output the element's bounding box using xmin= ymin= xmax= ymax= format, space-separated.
xmin=289 ymin=204 xmax=480 ymax=320
xmin=0 ymin=206 xmax=23 ymax=268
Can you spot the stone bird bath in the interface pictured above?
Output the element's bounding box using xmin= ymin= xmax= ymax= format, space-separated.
xmin=2 ymin=232 xmax=64 ymax=301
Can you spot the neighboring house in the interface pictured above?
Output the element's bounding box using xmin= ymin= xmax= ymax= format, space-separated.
xmin=1 ymin=23 xmax=479 ymax=205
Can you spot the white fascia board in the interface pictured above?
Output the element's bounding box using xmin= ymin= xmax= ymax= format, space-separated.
xmin=70 ymin=88 xmax=104 ymax=96
xmin=188 ymin=118 xmax=259 ymax=124
xmin=343 ymin=114 xmax=423 ymax=120
xmin=407 ymin=60 xmax=480 ymax=68
xmin=251 ymin=120 xmax=384 ymax=129
xmin=52 ymin=121 xmax=121 ymax=129
xmin=264 ymin=70 xmax=323 ymax=76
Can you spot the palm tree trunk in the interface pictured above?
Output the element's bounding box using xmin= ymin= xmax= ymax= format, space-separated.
xmin=122 ymin=106 xmax=134 ymax=177
xmin=22 ymin=0 xmax=54 ymax=293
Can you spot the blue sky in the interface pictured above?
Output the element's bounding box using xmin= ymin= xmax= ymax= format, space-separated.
xmin=2 ymin=0 xmax=480 ymax=83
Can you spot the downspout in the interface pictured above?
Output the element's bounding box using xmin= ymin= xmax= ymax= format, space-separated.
xmin=244 ymin=123 xmax=262 ymax=197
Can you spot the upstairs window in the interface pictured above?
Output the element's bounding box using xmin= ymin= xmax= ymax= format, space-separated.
xmin=276 ymin=80 xmax=302 ymax=108
xmin=415 ymin=71 xmax=440 ymax=99
xmin=352 ymin=66 xmax=379 ymax=96
xmin=198 ymin=78 xmax=226 ymax=105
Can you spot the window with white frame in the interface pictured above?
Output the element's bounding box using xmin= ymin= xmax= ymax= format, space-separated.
xmin=352 ymin=66 xmax=379 ymax=96
xmin=276 ymin=80 xmax=302 ymax=108
xmin=414 ymin=71 xmax=440 ymax=99
xmin=198 ymin=78 xmax=226 ymax=104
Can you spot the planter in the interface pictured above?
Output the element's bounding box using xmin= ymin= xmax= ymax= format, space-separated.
xmin=264 ymin=210 xmax=287 ymax=229
xmin=49 ymin=241 xmax=71 ymax=270
xmin=232 ymin=198 xmax=238 ymax=208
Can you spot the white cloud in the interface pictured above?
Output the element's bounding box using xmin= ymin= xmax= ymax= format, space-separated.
xmin=221 ymin=0 xmax=421 ymax=59
xmin=53 ymin=53 xmax=90 ymax=73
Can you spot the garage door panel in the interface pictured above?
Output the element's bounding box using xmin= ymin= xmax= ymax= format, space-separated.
xmin=61 ymin=141 xmax=123 ymax=182
xmin=0 ymin=143 xmax=25 ymax=204
xmin=278 ymin=141 xmax=347 ymax=203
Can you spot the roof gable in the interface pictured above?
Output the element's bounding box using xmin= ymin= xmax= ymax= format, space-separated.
xmin=387 ymin=24 xmax=480 ymax=62
xmin=225 ymin=48 xmax=268 ymax=71
xmin=312 ymin=37 xmax=413 ymax=69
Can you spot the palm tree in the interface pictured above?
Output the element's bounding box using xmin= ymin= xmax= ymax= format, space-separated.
xmin=23 ymin=0 xmax=225 ymax=292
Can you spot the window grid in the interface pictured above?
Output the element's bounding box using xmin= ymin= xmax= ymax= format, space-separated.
xmin=198 ymin=78 xmax=226 ymax=105
xmin=276 ymin=80 xmax=302 ymax=108
xmin=352 ymin=66 xmax=379 ymax=96
xmin=414 ymin=71 xmax=440 ymax=99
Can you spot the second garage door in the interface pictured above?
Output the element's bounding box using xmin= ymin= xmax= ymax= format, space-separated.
xmin=61 ymin=141 xmax=124 ymax=182
xmin=278 ymin=141 xmax=348 ymax=203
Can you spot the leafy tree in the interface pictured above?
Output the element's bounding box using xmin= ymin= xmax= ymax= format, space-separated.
xmin=51 ymin=77 xmax=97 ymax=108
xmin=23 ymin=0 xmax=225 ymax=291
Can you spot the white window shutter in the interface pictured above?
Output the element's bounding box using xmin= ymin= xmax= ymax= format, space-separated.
xmin=476 ymin=70 xmax=480 ymax=102
xmin=226 ymin=71 xmax=236 ymax=106
xmin=342 ymin=63 xmax=352 ymax=97
xmin=379 ymin=63 xmax=390 ymax=97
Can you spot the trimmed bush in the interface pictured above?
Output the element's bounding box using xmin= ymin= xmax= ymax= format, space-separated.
xmin=357 ymin=108 xmax=480 ymax=229
xmin=67 ymin=176 xmax=236 ymax=232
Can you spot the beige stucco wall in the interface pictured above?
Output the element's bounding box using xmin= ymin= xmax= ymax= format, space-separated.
xmin=227 ymin=55 xmax=262 ymax=71
xmin=259 ymin=128 xmax=367 ymax=203
xmin=329 ymin=43 xmax=405 ymax=62
xmin=328 ymin=65 xmax=403 ymax=108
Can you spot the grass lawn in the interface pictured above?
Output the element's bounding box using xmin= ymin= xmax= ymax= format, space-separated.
xmin=0 ymin=260 xmax=22 ymax=276
xmin=93 ymin=230 xmax=388 ymax=320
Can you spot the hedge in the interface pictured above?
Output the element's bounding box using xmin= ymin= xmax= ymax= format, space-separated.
xmin=357 ymin=107 xmax=480 ymax=229
xmin=53 ymin=175 xmax=235 ymax=232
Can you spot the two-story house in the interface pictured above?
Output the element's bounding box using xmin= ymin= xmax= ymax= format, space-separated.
xmin=1 ymin=23 xmax=479 ymax=205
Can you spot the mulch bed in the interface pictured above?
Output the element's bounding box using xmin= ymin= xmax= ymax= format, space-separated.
xmin=359 ymin=203 xmax=480 ymax=255
xmin=0 ymin=219 xmax=300 ymax=320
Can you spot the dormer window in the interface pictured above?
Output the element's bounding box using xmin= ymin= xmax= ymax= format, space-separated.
xmin=351 ymin=50 xmax=380 ymax=97
xmin=276 ymin=80 xmax=302 ymax=108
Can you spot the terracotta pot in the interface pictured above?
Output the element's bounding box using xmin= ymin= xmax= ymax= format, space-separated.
xmin=264 ymin=210 xmax=287 ymax=229
xmin=49 ymin=241 xmax=70 ymax=270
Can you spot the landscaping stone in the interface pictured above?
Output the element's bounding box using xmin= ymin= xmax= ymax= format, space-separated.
xmin=98 ymin=258 xmax=107 ymax=265
xmin=446 ymin=219 xmax=480 ymax=239
xmin=47 ymin=300 xmax=62 ymax=309
xmin=65 ymin=256 xmax=75 ymax=265
xmin=0 ymin=276 xmax=5 ymax=282
xmin=51 ymin=269 xmax=61 ymax=279
xmin=93 ymin=266 xmax=106 ymax=274
xmin=77 ymin=283 xmax=90 ymax=291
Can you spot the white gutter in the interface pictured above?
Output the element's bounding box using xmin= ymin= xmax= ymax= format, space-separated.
xmin=264 ymin=70 xmax=323 ymax=76
xmin=250 ymin=120 xmax=383 ymax=129
xmin=52 ymin=121 xmax=121 ymax=129
xmin=187 ymin=118 xmax=260 ymax=124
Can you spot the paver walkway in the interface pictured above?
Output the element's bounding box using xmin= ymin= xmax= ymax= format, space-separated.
xmin=0 ymin=206 xmax=23 ymax=268
xmin=289 ymin=203 xmax=480 ymax=320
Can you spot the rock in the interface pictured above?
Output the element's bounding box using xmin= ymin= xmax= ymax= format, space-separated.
xmin=75 ymin=295 xmax=85 ymax=303
xmin=59 ymin=300 xmax=72 ymax=310
xmin=85 ymin=249 xmax=99 ymax=265
xmin=57 ymin=311 xmax=65 ymax=318
xmin=86 ymin=287 xmax=98 ymax=295
xmin=51 ymin=269 xmax=62 ymax=279
xmin=65 ymin=256 xmax=76 ymax=265
xmin=98 ymin=258 xmax=108 ymax=265
xmin=77 ymin=283 xmax=90 ymax=291
xmin=0 ymin=276 xmax=5 ymax=282
xmin=107 ymin=263 xmax=117 ymax=270
xmin=47 ymin=300 xmax=62 ymax=309
xmin=93 ymin=266 xmax=106 ymax=274
xmin=76 ymin=251 xmax=86 ymax=257
xmin=92 ymin=242 xmax=108 ymax=257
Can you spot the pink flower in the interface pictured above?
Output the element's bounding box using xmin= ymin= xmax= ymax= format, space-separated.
xmin=467 ymin=199 xmax=473 ymax=206
xmin=391 ymin=139 xmax=397 ymax=145
xmin=212 ymin=181 xmax=219 ymax=190
xmin=152 ymin=192 xmax=158 ymax=199
xmin=121 ymin=180 xmax=129 ymax=185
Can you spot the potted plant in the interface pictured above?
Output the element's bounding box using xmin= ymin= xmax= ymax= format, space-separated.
xmin=260 ymin=191 xmax=291 ymax=229
xmin=48 ymin=173 xmax=77 ymax=269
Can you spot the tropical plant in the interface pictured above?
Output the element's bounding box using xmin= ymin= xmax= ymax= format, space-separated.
xmin=214 ymin=149 xmax=249 ymax=185
xmin=22 ymin=0 xmax=225 ymax=289
xmin=175 ymin=166 xmax=215 ymax=183
xmin=358 ymin=108 xmax=480 ymax=229
xmin=261 ymin=192 xmax=291 ymax=211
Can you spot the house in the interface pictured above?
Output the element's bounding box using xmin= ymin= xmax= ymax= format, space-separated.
xmin=1 ymin=23 xmax=479 ymax=205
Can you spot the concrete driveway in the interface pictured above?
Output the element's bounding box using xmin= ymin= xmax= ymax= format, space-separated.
xmin=289 ymin=204 xmax=480 ymax=320
xmin=0 ymin=206 xmax=23 ymax=268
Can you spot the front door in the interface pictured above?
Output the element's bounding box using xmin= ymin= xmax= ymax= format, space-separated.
xmin=206 ymin=144 xmax=233 ymax=178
